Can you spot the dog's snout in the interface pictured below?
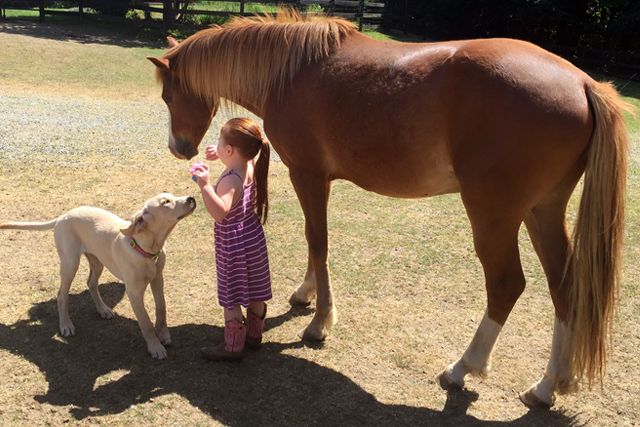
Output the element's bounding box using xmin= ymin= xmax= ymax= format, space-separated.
xmin=186 ymin=196 xmax=196 ymax=210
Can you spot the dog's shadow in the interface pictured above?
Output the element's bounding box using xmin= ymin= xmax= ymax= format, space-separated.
xmin=0 ymin=284 xmax=578 ymax=427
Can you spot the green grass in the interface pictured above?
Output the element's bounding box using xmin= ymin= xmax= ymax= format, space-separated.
xmin=363 ymin=28 xmax=427 ymax=42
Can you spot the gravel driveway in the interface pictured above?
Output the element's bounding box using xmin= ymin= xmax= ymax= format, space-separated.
xmin=0 ymin=91 xmax=275 ymax=163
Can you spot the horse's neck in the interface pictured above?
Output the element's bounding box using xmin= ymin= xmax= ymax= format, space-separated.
xmin=229 ymin=97 xmax=264 ymax=118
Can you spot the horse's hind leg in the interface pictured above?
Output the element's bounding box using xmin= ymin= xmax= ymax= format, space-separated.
xmin=519 ymin=174 xmax=582 ymax=406
xmin=439 ymin=213 xmax=526 ymax=389
xmin=84 ymin=253 xmax=114 ymax=320
xmin=288 ymin=168 xmax=335 ymax=341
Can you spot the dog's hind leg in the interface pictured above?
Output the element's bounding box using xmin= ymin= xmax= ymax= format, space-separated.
xmin=57 ymin=255 xmax=80 ymax=337
xmin=85 ymin=253 xmax=114 ymax=320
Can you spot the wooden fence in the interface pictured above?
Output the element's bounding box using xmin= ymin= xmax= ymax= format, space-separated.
xmin=0 ymin=0 xmax=385 ymax=31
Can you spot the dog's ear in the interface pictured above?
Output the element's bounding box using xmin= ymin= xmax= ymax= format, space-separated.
xmin=120 ymin=210 xmax=151 ymax=236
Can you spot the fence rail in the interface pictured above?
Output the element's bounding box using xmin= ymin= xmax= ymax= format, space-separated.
xmin=0 ymin=0 xmax=385 ymax=31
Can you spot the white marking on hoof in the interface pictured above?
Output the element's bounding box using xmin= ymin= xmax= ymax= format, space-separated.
xmin=297 ymin=326 xmax=326 ymax=341
xmin=438 ymin=366 xmax=465 ymax=390
xmin=520 ymin=384 xmax=554 ymax=407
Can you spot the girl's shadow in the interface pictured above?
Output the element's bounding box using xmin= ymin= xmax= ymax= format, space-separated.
xmin=0 ymin=284 xmax=577 ymax=427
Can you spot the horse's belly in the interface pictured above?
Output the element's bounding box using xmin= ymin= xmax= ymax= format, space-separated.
xmin=341 ymin=159 xmax=460 ymax=199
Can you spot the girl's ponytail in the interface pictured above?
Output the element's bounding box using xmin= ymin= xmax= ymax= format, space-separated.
xmin=223 ymin=118 xmax=270 ymax=225
xmin=254 ymin=138 xmax=270 ymax=225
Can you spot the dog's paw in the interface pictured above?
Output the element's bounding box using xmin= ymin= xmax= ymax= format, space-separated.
xmin=157 ymin=328 xmax=172 ymax=346
xmin=147 ymin=341 xmax=168 ymax=359
xmin=97 ymin=305 xmax=115 ymax=319
xmin=59 ymin=323 xmax=76 ymax=337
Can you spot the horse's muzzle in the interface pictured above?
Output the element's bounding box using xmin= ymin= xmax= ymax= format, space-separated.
xmin=170 ymin=137 xmax=199 ymax=160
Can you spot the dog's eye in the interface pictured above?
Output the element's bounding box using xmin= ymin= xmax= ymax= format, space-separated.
xmin=162 ymin=199 xmax=171 ymax=205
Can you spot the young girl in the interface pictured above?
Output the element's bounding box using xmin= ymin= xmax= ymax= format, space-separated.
xmin=190 ymin=118 xmax=271 ymax=361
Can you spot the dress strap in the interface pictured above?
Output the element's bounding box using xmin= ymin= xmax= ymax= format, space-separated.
xmin=214 ymin=170 xmax=246 ymax=208
xmin=214 ymin=169 xmax=244 ymax=190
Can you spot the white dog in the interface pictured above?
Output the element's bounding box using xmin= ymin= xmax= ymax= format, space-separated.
xmin=0 ymin=193 xmax=196 ymax=359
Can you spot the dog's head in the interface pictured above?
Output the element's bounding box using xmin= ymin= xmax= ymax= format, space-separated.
xmin=120 ymin=193 xmax=196 ymax=237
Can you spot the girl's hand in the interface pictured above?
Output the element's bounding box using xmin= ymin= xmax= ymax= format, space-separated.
xmin=205 ymin=145 xmax=219 ymax=161
xmin=191 ymin=163 xmax=211 ymax=188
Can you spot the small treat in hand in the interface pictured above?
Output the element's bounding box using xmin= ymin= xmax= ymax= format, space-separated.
xmin=190 ymin=161 xmax=203 ymax=182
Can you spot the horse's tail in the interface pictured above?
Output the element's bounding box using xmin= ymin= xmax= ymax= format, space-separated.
xmin=0 ymin=219 xmax=59 ymax=231
xmin=562 ymin=80 xmax=633 ymax=392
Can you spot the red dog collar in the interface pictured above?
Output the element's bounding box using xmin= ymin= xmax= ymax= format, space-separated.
xmin=129 ymin=237 xmax=162 ymax=260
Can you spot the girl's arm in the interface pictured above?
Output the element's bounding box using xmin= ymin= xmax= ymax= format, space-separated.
xmin=192 ymin=165 xmax=241 ymax=221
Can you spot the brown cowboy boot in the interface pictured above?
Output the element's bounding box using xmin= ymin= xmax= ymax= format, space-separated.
xmin=245 ymin=303 xmax=267 ymax=350
xmin=201 ymin=319 xmax=246 ymax=361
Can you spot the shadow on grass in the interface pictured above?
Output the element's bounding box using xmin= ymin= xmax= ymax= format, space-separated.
xmin=0 ymin=17 xmax=430 ymax=50
xmin=0 ymin=18 xmax=167 ymax=48
xmin=0 ymin=283 xmax=579 ymax=427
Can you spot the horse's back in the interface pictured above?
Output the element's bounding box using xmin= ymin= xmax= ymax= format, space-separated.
xmin=266 ymin=35 xmax=594 ymax=204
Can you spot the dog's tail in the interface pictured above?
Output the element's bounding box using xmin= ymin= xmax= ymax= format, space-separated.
xmin=0 ymin=219 xmax=59 ymax=231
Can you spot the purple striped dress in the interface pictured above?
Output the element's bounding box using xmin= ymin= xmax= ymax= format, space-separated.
xmin=214 ymin=170 xmax=271 ymax=309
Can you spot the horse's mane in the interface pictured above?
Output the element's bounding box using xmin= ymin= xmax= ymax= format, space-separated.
xmin=159 ymin=10 xmax=357 ymax=111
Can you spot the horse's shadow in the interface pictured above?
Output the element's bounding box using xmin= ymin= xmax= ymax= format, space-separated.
xmin=0 ymin=284 xmax=578 ymax=426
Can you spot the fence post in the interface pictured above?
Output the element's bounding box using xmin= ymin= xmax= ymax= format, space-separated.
xmin=163 ymin=0 xmax=172 ymax=30
xmin=328 ymin=0 xmax=334 ymax=15
xmin=240 ymin=0 xmax=244 ymax=15
xmin=358 ymin=0 xmax=364 ymax=31
xmin=79 ymin=0 xmax=83 ymax=23
xmin=39 ymin=0 xmax=45 ymax=23
xmin=403 ymin=0 xmax=408 ymax=33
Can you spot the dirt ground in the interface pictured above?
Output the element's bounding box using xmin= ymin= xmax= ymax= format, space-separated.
xmin=1 ymin=19 xmax=639 ymax=427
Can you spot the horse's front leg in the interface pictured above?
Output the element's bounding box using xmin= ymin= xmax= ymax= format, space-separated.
xmin=288 ymin=168 xmax=336 ymax=341
xmin=289 ymin=252 xmax=317 ymax=306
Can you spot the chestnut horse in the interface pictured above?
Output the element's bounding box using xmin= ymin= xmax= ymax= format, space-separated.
xmin=148 ymin=12 xmax=631 ymax=407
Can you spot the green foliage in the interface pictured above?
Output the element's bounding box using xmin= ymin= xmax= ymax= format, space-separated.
xmin=383 ymin=0 xmax=640 ymax=52
xmin=91 ymin=0 xmax=135 ymax=18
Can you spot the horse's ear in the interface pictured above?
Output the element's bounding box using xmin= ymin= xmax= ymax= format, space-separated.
xmin=147 ymin=57 xmax=170 ymax=71
xmin=167 ymin=36 xmax=179 ymax=48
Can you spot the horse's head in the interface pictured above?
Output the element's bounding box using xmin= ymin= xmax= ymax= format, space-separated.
xmin=148 ymin=38 xmax=217 ymax=160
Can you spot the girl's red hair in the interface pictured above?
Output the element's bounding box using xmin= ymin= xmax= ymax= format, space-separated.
xmin=223 ymin=118 xmax=270 ymax=224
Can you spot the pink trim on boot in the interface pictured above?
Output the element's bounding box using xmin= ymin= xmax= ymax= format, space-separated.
xmin=246 ymin=303 xmax=266 ymax=350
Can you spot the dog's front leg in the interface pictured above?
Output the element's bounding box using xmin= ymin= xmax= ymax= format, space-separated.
xmin=126 ymin=284 xmax=167 ymax=359
xmin=150 ymin=256 xmax=171 ymax=346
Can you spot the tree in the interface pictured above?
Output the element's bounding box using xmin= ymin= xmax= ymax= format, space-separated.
xmin=382 ymin=0 xmax=640 ymax=52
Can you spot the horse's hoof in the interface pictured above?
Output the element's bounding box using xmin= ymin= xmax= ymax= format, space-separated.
xmin=437 ymin=370 xmax=463 ymax=390
xmin=297 ymin=326 xmax=326 ymax=341
xmin=289 ymin=292 xmax=312 ymax=307
xmin=519 ymin=389 xmax=553 ymax=408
